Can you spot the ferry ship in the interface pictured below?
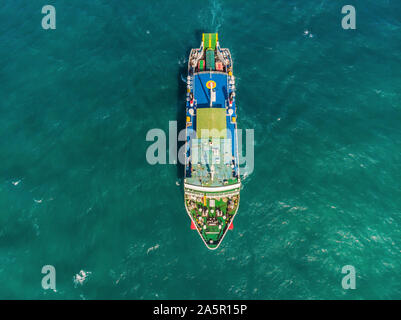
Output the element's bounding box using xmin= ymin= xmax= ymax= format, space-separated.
xmin=184 ymin=33 xmax=240 ymax=249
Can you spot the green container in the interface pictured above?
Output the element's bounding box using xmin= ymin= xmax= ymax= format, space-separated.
xmin=206 ymin=49 xmax=215 ymax=70
xmin=199 ymin=60 xmax=205 ymax=71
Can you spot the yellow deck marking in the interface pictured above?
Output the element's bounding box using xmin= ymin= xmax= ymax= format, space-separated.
xmin=206 ymin=80 xmax=216 ymax=89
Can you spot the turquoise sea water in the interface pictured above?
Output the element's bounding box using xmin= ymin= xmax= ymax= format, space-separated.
xmin=1 ymin=0 xmax=401 ymax=299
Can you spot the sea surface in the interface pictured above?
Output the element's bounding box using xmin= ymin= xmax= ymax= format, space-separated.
xmin=1 ymin=0 xmax=401 ymax=299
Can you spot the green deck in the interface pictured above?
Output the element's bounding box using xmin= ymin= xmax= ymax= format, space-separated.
xmin=196 ymin=108 xmax=227 ymax=139
xmin=185 ymin=189 xmax=240 ymax=249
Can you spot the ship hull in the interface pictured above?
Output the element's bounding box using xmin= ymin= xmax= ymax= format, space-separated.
xmin=184 ymin=33 xmax=240 ymax=249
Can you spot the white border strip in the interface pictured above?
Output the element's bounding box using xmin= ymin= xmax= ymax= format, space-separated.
xmin=184 ymin=182 xmax=241 ymax=192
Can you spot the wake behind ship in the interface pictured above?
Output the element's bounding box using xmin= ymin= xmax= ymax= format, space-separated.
xmin=184 ymin=33 xmax=240 ymax=249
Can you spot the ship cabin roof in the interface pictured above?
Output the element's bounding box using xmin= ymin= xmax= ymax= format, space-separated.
xmin=185 ymin=72 xmax=239 ymax=187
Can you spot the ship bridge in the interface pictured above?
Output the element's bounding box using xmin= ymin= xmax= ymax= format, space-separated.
xmin=193 ymin=72 xmax=228 ymax=107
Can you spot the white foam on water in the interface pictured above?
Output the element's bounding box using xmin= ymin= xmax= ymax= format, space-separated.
xmin=147 ymin=244 xmax=160 ymax=255
xmin=12 ymin=180 xmax=21 ymax=186
xmin=73 ymin=270 xmax=91 ymax=286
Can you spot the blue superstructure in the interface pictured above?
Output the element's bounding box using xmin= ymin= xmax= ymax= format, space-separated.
xmin=194 ymin=73 xmax=227 ymax=106
xmin=185 ymin=71 xmax=239 ymax=182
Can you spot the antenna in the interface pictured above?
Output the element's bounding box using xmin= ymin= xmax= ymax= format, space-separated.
xmin=210 ymin=87 xmax=212 ymax=107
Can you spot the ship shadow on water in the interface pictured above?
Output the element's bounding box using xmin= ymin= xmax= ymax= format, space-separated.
xmin=176 ymin=55 xmax=189 ymax=184
xmin=174 ymin=51 xmax=190 ymax=244
xmin=176 ymin=31 xmax=205 ymax=184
